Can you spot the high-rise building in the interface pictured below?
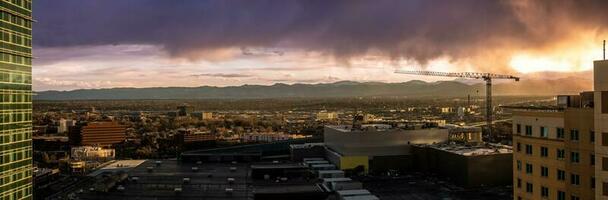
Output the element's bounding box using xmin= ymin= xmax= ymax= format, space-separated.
xmin=511 ymin=59 xmax=608 ymax=200
xmin=511 ymin=95 xmax=595 ymax=200
xmin=0 ymin=1 xmax=33 ymax=199
xmin=594 ymin=60 xmax=608 ymax=199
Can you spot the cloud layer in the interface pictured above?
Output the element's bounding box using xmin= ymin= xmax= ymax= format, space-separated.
xmin=35 ymin=1 xmax=608 ymax=69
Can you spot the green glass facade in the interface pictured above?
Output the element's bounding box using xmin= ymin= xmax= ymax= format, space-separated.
xmin=0 ymin=0 xmax=32 ymax=200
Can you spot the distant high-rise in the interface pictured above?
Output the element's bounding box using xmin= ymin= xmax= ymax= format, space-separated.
xmin=0 ymin=0 xmax=33 ymax=199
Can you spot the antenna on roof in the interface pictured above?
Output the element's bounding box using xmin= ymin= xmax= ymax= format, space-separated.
xmin=604 ymin=40 xmax=606 ymax=60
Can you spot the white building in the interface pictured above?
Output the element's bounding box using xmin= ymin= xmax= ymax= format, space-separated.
xmin=58 ymin=118 xmax=68 ymax=133
xmin=317 ymin=111 xmax=338 ymax=121
xmin=71 ymin=146 xmax=115 ymax=161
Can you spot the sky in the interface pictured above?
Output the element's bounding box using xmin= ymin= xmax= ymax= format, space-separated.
xmin=33 ymin=0 xmax=608 ymax=91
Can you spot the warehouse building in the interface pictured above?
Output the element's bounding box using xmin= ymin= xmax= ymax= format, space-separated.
xmin=323 ymin=123 xmax=449 ymax=173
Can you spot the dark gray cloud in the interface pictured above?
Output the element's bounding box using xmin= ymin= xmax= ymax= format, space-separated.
xmin=34 ymin=0 xmax=608 ymax=69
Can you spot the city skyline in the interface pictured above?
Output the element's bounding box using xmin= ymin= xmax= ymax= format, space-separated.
xmin=33 ymin=0 xmax=608 ymax=91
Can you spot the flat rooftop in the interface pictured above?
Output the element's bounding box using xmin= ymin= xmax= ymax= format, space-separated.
xmin=73 ymin=160 xmax=325 ymax=200
xmin=426 ymin=143 xmax=512 ymax=156
xmin=88 ymin=160 xmax=147 ymax=176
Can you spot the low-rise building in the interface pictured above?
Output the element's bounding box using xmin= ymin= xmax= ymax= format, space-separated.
xmin=324 ymin=123 xmax=449 ymax=173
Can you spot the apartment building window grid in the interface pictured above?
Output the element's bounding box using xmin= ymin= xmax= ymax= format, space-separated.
xmin=516 ymin=124 xmax=521 ymax=134
xmin=557 ymin=127 xmax=565 ymax=139
xmin=525 ymin=125 xmax=533 ymax=136
xmin=570 ymin=129 xmax=579 ymax=141
xmin=525 ymin=144 xmax=533 ymax=155
xmin=557 ymin=149 xmax=565 ymax=160
xmin=558 ymin=191 xmax=566 ymax=200
xmin=557 ymin=169 xmax=566 ymax=181
xmin=540 ymin=146 xmax=548 ymax=157
xmin=570 ymin=174 xmax=580 ymax=185
xmin=541 ymin=186 xmax=549 ymax=198
xmin=540 ymin=166 xmax=548 ymax=177
xmin=540 ymin=126 xmax=548 ymax=138
xmin=526 ymin=163 xmax=533 ymax=174
xmin=570 ymin=152 xmax=580 ymax=163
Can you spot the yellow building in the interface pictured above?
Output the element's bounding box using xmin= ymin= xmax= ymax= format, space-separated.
xmin=594 ymin=60 xmax=608 ymax=199
xmin=511 ymin=94 xmax=595 ymax=200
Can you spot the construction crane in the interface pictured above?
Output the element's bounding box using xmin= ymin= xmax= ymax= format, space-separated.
xmin=395 ymin=70 xmax=520 ymax=141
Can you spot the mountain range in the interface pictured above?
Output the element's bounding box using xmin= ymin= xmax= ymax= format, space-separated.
xmin=34 ymin=78 xmax=591 ymax=100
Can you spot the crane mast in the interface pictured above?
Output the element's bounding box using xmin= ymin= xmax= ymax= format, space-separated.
xmin=395 ymin=70 xmax=520 ymax=141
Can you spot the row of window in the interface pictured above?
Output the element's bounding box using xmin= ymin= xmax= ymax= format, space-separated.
xmin=0 ymin=72 xmax=31 ymax=84
xmin=517 ymin=182 xmax=576 ymax=200
xmin=0 ymin=12 xmax=31 ymax=29
xmin=4 ymin=0 xmax=31 ymax=10
xmin=0 ymin=53 xmax=30 ymax=65
xmin=0 ymin=149 xmax=31 ymax=166
xmin=0 ymin=31 xmax=31 ymax=48
xmin=516 ymin=124 xmax=592 ymax=142
xmin=516 ymin=143 xmax=591 ymax=164
xmin=516 ymin=161 xmax=589 ymax=185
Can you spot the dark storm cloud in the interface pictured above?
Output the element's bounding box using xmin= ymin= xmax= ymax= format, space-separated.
xmin=34 ymin=0 xmax=608 ymax=66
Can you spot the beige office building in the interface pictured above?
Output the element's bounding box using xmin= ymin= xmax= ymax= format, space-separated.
xmin=595 ymin=60 xmax=608 ymax=199
xmin=512 ymin=59 xmax=608 ymax=200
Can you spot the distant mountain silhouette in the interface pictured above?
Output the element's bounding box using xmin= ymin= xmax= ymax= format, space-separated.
xmin=34 ymin=78 xmax=591 ymax=100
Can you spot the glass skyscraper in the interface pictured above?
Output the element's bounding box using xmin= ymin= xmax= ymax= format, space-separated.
xmin=0 ymin=0 xmax=33 ymax=199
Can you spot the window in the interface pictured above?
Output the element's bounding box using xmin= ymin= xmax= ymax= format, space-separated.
xmin=592 ymin=176 xmax=596 ymax=189
xmin=517 ymin=160 xmax=522 ymax=171
xmin=540 ymin=147 xmax=548 ymax=157
xmin=571 ymin=129 xmax=579 ymax=141
xmin=592 ymin=154 xmax=595 ymax=166
xmin=557 ymin=169 xmax=566 ymax=181
xmin=571 ymin=195 xmax=580 ymax=200
xmin=557 ymin=149 xmax=565 ymax=160
xmin=516 ymin=143 xmax=521 ymax=152
xmin=517 ymin=178 xmax=521 ymax=188
xmin=603 ymin=157 xmax=608 ymax=171
xmin=571 ymin=152 xmax=580 ymax=163
xmin=557 ymin=128 xmax=565 ymax=139
xmin=526 ymin=163 xmax=533 ymax=174
xmin=604 ymin=182 xmax=608 ymax=196
xmin=516 ymin=124 xmax=521 ymax=134
xmin=525 ymin=125 xmax=533 ymax=136
xmin=526 ymin=182 xmax=533 ymax=193
xmin=571 ymin=174 xmax=580 ymax=185
xmin=541 ymin=166 xmax=548 ymax=177
xmin=603 ymin=132 xmax=608 ymax=146
xmin=540 ymin=126 xmax=548 ymax=137
xmin=541 ymin=186 xmax=549 ymax=198
xmin=591 ymin=131 xmax=596 ymax=143
xmin=558 ymin=191 xmax=566 ymax=200
xmin=526 ymin=144 xmax=533 ymax=155
xmin=602 ymin=91 xmax=608 ymax=113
